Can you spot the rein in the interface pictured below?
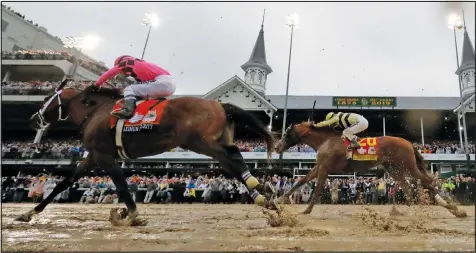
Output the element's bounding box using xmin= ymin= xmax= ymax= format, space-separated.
xmin=77 ymin=104 xmax=103 ymax=132
xmin=33 ymin=87 xmax=108 ymax=132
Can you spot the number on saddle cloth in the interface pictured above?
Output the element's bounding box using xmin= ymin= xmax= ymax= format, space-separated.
xmin=345 ymin=137 xmax=379 ymax=161
xmin=109 ymin=99 xmax=169 ymax=130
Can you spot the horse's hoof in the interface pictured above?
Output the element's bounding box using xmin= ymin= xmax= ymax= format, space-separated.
xmin=302 ymin=210 xmax=311 ymax=215
xmin=15 ymin=214 xmax=32 ymax=222
xmin=263 ymin=198 xmax=277 ymax=210
xmin=264 ymin=182 xmax=277 ymax=194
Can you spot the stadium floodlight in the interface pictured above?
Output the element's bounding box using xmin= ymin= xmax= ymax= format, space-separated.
xmin=142 ymin=12 xmax=159 ymax=28
xmin=285 ymin=13 xmax=299 ymax=28
xmin=447 ymin=13 xmax=463 ymax=30
xmin=446 ymin=10 xmax=467 ymax=150
xmin=280 ymin=12 xmax=299 ymax=164
xmin=281 ymin=12 xmax=299 ymax=137
xmin=61 ymin=35 xmax=100 ymax=79
xmin=62 ymin=35 xmax=100 ymax=51
xmin=141 ymin=12 xmax=159 ymax=59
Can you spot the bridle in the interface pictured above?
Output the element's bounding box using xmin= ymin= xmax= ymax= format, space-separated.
xmin=31 ymin=88 xmax=70 ymax=130
xmin=283 ymin=123 xmax=311 ymax=146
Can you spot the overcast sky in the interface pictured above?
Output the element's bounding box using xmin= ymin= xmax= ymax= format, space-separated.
xmin=6 ymin=1 xmax=475 ymax=97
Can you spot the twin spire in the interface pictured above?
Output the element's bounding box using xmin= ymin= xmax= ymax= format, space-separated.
xmin=240 ymin=9 xmax=273 ymax=74
xmin=458 ymin=11 xmax=475 ymax=70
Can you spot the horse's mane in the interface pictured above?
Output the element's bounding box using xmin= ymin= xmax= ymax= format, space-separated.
xmin=297 ymin=121 xmax=340 ymax=134
xmin=82 ymin=85 xmax=123 ymax=99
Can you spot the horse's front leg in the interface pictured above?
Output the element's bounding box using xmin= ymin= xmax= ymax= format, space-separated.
xmin=278 ymin=162 xmax=319 ymax=204
xmin=15 ymin=156 xmax=93 ymax=222
xmin=302 ymin=166 xmax=327 ymax=215
xmin=92 ymin=152 xmax=146 ymax=226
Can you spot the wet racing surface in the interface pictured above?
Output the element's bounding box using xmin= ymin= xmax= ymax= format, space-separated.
xmin=2 ymin=203 xmax=474 ymax=251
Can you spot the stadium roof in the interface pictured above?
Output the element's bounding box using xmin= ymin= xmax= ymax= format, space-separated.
xmin=170 ymin=94 xmax=461 ymax=110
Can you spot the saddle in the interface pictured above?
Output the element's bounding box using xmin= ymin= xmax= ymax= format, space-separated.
xmin=109 ymin=98 xmax=168 ymax=129
xmin=343 ymin=137 xmax=378 ymax=161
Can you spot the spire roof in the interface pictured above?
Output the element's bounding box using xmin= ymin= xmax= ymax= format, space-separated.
xmin=241 ymin=10 xmax=273 ymax=74
xmin=458 ymin=11 xmax=475 ymax=71
xmin=459 ymin=29 xmax=475 ymax=69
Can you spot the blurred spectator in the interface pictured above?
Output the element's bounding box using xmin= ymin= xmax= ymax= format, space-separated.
xmin=2 ymin=4 xmax=43 ymax=28
xmin=2 ymin=140 xmax=85 ymax=159
xmin=2 ymin=172 xmax=475 ymax=206
xmin=1 ymin=50 xmax=108 ymax=76
xmin=413 ymin=141 xmax=475 ymax=155
xmin=2 ymin=139 xmax=474 ymax=158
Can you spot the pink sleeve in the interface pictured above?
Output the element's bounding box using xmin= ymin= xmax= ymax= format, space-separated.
xmin=95 ymin=66 xmax=122 ymax=86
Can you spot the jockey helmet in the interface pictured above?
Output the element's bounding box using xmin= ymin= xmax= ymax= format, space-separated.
xmin=114 ymin=55 xmax=133 ymax=66
xmin=325 ymin=112 xmax=335 ymax=121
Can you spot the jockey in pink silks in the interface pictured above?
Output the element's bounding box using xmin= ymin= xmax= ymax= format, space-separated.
xmin=95 ymin=55 xmax=176 ymax=119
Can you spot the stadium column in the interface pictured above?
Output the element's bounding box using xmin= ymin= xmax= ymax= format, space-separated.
xmin=70 ymin=48 xmax=82 ymax=78
xmin=2 ymin=70 xmax=11 ymax=82
xmin=420 ymin=117 xmax=425 ymax=146
xmin=268 ymin=112 xmax=274 ymax=130
xmin=34 ymin=129 xmax=44 ymax=144
xmin=382 ymin=115 xmax=386 ymax=136
xmin=458 ymin=118 xmax=464 ymax=149
xmin=460 ymin=112 xmax=470 ymax=154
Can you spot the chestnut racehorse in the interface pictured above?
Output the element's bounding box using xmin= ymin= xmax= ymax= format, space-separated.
xmin=275 ymin=121 xmax=467 ymax=218
xmin=17 ymin=79 xmax=278 ymax=226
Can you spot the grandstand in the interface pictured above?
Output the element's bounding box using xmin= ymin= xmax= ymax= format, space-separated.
xmin=1 ymin=3 xmax=475 ymax=181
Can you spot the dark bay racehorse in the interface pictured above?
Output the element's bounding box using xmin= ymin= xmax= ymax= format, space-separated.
xmin=16 ymin=79 xmax=278 ymax=226
xmin=275 ymin=122 xmax=467 ymax=218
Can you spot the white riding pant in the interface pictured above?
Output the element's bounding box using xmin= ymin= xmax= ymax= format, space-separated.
xmin=123 ymin=75 xmax=176 ymax=100
xmin=342 ymin=115 xmax=368 ymax=139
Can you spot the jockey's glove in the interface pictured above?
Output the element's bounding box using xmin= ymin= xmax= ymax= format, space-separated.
xmin=315 ymin=122 xmax=326 ymax=128
xmin=90 ymin=85 xmax=100 ymax=92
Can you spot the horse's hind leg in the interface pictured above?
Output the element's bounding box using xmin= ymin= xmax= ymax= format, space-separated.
xmin=394 ymin=156 xmax=467 ymax=218
xmin=15 ymin=156 xmax=93 ymax=222
xmin=407 ymin=165 xmax=467 ymax=218
xmin=188 ymin=137 xmax=273 ymax=208
xmin=218 ymin=122 xmax=235 ymax=146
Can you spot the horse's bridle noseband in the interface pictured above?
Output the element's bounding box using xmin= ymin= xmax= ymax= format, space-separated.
xmin=32 ymin=89 xmax=70 ymax=130
xmin=283 ymin=124 xmax=311 ymax=147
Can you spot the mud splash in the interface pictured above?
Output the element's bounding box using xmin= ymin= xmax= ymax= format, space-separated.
xmin=360 ymin=205 xmax=474 ymax=236
xmin=262 ymin=204 xmax=299 ymax=227
xmin=108 ymin=208 xmax=148 ymax=226
xmin=2 ymin=203 xmax=474 ymax=251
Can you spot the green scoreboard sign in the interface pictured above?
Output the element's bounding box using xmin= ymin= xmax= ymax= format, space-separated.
xmin=332 ymin=97 xmax=397 ymax=107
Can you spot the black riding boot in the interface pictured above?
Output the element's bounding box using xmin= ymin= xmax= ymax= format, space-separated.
xmin=111 ymin=99 xmax=136 ymax=119
xmin=349 ymin=137 xmax=361 ymax=149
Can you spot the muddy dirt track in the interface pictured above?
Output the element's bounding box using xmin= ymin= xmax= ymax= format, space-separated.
xmin=2 ymin=203 xmax=474 ymax=251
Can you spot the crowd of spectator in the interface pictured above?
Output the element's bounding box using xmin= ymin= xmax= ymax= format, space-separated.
xmin=2 ymin=4 xmax=42 ymax=29
xmin=1 ymin=79 xmax=130 ymax=95
xmin=2 ymin=140 xmax=85 ymax=159
xmin=413 ymin=141 xmax=475 ymax=155
xmin=2 ymin=139 xmax=474 ymax=159
xmin=2 ymin=50 xmax=109 ymax=76
xmin=2 ymin=172 xmax=474 ymax=206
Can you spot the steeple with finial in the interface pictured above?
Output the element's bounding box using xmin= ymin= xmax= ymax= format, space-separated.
xmin=241 ymin=9 xmax=273 ymax=96
xmin=455 ymin=10 xmax=475 ymax=99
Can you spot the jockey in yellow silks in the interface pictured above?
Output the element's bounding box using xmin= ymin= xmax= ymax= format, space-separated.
xmin=313 ymin=112 xmax=369 ymax=149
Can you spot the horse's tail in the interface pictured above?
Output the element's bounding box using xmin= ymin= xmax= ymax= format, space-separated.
xmin=412 ymin=145 xmax=430 ymax=176
xmin=221 ymin=103 xmax=275 ymax=160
